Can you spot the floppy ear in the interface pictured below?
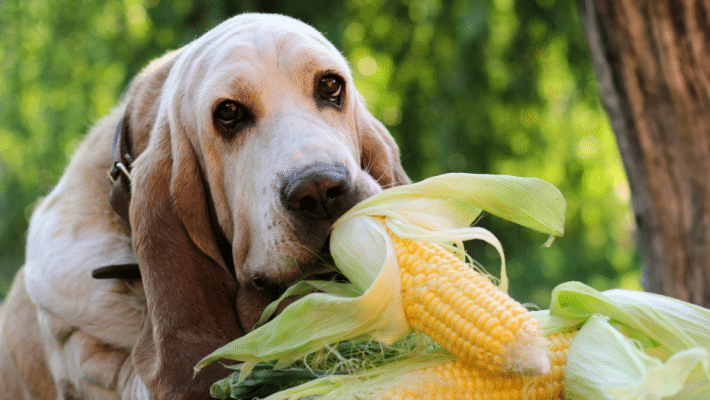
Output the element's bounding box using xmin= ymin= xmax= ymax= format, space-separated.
xmin=127 ymin=56 xmax=242 ymax=398
xmin=355 ymin=95 xmax=411 ymax=188
xmin=122 ymin=49 xmax=182 ymax=157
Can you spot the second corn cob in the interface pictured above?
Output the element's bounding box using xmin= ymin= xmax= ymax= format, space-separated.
xmin=374 ymin=329 xmax=576 ymax=400
xmin=390 ymin=232 xmax=550 ymax=376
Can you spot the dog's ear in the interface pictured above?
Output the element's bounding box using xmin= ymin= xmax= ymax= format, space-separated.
xmin=122 ymin=50 xmax=181 ymax=157
xmin=127 ymin=54 xmax=242 ymax=398
xmin=125 ymin=50 xmax=230 ymax=274
xmin=354 ymin=94 xmax=411 ymax=188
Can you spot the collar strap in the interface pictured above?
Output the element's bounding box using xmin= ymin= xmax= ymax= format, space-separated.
xmin=107 ymin=116 xmax=133 ymax=224
xmin=91 ymin=263 xmax=142 ymax=280
xmin=94 ymin=117 xmax=142 ymax=280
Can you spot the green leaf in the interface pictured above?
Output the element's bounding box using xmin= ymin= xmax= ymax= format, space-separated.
xmin=336 ymin=173 xmax=566 ymax=237
xmin=545 ymin=282 xmax=710 ymax=399
xmin=565 ymin=315 xmax=710 ymax=400
xmin=210 ymin=362 xmax=339 ymax=400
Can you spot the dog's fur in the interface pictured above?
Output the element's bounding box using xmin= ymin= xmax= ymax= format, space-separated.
xmin=0 ymin=14 xmax=409 ymax=399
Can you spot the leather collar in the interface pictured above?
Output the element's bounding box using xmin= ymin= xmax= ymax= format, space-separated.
xmin=92 ymin=117 xmax=142 ymax=280
xmin=107 ymin=117 xmax=133 ymax=224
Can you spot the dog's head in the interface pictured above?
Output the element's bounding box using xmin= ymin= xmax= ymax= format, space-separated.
xmin=124 ymin=13 xmax=409 ymax=396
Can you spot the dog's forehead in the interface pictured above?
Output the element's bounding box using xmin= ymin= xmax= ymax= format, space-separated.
xmin=192 ymin=14 xmax=347 ymax=73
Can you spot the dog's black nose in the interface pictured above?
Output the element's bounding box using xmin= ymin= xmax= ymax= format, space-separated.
xmin=280 ymin=162 xmax=352 ymax=220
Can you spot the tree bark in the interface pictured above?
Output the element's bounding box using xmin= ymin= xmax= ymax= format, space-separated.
xmin=576 ymin=0 xmax=710 ymax=306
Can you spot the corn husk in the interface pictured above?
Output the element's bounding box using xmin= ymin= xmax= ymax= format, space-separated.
xmin=197 ymin=172 xmax=710 ymax=399
xmin=209 ymin=283 xmax=710 ymax=400
xmin=195 ymin=173 xmax=565 ymax=375
xmin=546 ymin=282 xmax=710 ymax=399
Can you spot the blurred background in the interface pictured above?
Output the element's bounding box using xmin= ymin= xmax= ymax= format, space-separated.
xmin=0 ymin=0 xmax=639 ymax=306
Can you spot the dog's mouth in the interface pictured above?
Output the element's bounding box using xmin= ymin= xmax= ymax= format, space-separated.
xmin=295 ymin=241 xmax=348 ymax=284
xmin=278 ymin=241 xmax=348 ymax=292
xmin=259 ymin=240 xmax=349 ymax=321
xmin=307 ymin=270 xmax=348 ymax=283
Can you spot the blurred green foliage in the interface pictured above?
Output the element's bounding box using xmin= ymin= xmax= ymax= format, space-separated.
xmin=0 ymin=0 xmax=638 ymax=305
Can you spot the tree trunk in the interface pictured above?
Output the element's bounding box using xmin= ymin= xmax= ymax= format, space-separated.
xmin=576 ymin=0 xmax=710 ymax=306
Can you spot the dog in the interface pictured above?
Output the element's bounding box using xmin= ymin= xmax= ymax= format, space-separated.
xmin=0 ymin=13 xmax=409 ymax=399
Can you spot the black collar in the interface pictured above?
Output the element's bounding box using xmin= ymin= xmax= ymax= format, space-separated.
xmin=107 ymin=116 xmax=133 ymax=224
xmin=92 ymin=117 xmax=142 ymax=280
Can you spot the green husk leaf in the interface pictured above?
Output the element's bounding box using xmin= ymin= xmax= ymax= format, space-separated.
xmin=545 ymin=282 xmax=710 ymax=399
xmin=256 ymin=280 xmax=361 ymax=327
xmin=335 ymin=173 xmax=565 ymax=237
xmin=603 ymin=289 xmax=710 ymax=350
xmin=210 ymin=361 xmax=341 ymax=400
xmin=550 ymin=282 xmax=699 ymax=353
xmin=565 ymin=315 xmax=710 ymax=400
xmin=530 ymin=309 xmax=585 ymax=336
xmin=258 ymin=350 xmax=454 ymax=400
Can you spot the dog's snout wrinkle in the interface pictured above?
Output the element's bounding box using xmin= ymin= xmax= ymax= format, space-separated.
xmin=280 ymin=162 xmax=352 ymax=220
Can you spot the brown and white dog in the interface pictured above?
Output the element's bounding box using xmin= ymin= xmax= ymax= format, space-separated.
xmin=0 ymin=13 xmax=409 ymax=399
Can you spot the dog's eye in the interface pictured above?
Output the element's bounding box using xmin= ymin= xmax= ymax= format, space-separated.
xmin=316 ymin=75 xmax=345 ymax=108
xmin=214 ymin=100 xmax=251 ymax=136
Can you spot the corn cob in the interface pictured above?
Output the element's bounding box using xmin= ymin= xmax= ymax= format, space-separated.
xmin=390 ymin=232 xmax=550 ymax=376
xmin=374 ymin=330 xmax=576 ymax=400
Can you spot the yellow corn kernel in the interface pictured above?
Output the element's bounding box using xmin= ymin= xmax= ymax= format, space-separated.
xmin=390 ymin=233 xmax=550 ymax=376
xmin=375 ymin=330 xmax=576 ymax=400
